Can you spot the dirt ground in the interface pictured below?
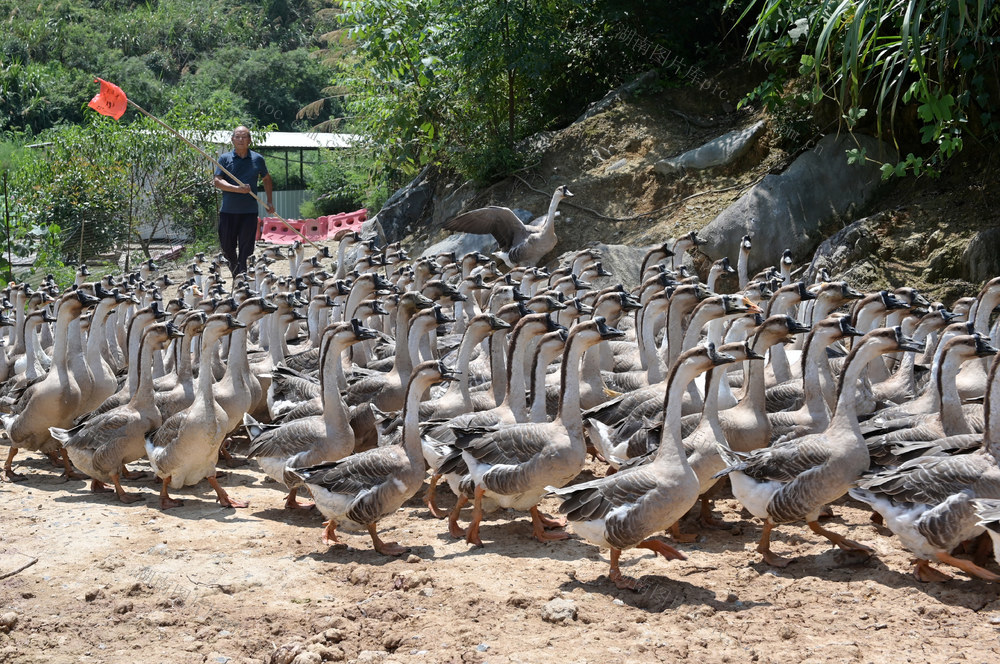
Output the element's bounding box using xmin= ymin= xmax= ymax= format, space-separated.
xmin=3 ymin=446 xmax=1000 ymax=664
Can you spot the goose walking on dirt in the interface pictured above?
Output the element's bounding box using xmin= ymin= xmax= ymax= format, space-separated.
xmin=291 ymin=360 xmax=458 ymax=556
xmin=716 ymin=327 xmax=925 ymax=567
xmin=145 ymin=314 xmax=247 ymax=509
xmin=548 ymin=343 xmax=737 ymax=589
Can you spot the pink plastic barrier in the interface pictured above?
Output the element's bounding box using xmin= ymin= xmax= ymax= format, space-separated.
xmin=257 ymin=209 xmax=368 ymax=244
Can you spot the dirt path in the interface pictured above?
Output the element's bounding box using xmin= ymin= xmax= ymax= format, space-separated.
xmin=3 ymin=443 xmax=1000 ymax=664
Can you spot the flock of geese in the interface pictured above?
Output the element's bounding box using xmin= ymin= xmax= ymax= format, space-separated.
xmin=3 ymin=189 xmax=1000 ymax=590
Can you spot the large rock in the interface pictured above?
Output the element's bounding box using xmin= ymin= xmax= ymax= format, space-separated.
xmin=962 ymin=227 xmax=1000 ymax=283
xmin=575 ymin=70 xmax=658 ymax=124
xmin=802 ymin=212 xmax=889 ymax=291
xmin=370 ymin=166 xmax=435 ymax=246
xmin=699 ymin=133 xmax=894 ymax=274
xmin=654 ymin=121 xmax=766 ymax=175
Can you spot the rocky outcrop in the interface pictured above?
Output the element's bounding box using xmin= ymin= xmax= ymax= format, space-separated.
xmin=699 ymin=133 xmax=894 ymax=274
xmin=370 ymin=166 xmax=435 ymax=246
xmin=962 ymin=227 xmax=1000 ymax=283
xmin=803 ymin=212 xmax=889 ymax=290
xmin=654 ymin=121 xmax=766 ymax=175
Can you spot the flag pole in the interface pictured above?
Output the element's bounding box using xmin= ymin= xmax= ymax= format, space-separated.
xmin=125 ymin=100 xmax=324 ymax=252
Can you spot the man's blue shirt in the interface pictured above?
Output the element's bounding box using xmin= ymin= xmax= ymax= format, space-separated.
xmin=216 ymin=150 xmax=269 ymax=214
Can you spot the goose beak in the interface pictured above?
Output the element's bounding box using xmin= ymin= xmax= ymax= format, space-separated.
xmin=975 ymin=336 xmax=997 ymax=358
xmin=894 ymin=329 xmax=924 ymax=354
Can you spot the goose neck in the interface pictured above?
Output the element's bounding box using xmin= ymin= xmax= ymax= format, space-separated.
xmin=129 ymin=335 xmax=159 ymax=405
xmin=656 ymin=359 xmax=705 ymax=466
xmin=556 ymin=333 xmax=598 ymax=434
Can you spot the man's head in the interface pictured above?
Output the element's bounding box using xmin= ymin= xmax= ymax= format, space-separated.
xmin=231 ymin=126 xmax=251 ymax=155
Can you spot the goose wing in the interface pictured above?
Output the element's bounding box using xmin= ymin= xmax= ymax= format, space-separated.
xmin=716 ymin=436 xmax=831 ymax=483
xmin=292 ymin=449 xmax=407 ymax=524
xmin=548 ymin=466 xmax=659 ymax=521
xmin=245 ymin=416 xmax=321 ymax=459
xmin=855 ymin=454 xmax=997 ymax=505
xmin=443 ymin=207 xmax=529 ymax=251
xmin=59 ymin=411 xmax=135 ymax=451
xmin=453 ymin=424 xmax=548 ymax=466
xmin=454 ymin=424 xmax=557 ymax=495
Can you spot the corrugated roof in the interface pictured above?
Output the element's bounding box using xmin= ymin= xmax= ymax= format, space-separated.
xmin=179 ymin=130 xmax=359 ymax=149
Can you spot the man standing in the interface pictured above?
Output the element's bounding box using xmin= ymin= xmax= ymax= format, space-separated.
xmin=213 ymin=126 xmax=275 ymax=279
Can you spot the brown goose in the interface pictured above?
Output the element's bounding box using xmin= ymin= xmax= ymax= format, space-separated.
xmin=291 ymin=361 xmax=457 ymax=555
xmin=547 ymin=343 xmax=737 ymax=588
xmin=145 ymin=314 xmax=247 ymax=509
xmin=2 ymin=290 xmax=100 ymax=481
xmin=716 ymin=327 xmax=925 ymax=567
xmin=50 ymin=323 xmax=183 ymax=502
xmin=443 ymin=185 xmax=573 ymax=267
xmin=453 ymin=317 xmax=625 ymax=546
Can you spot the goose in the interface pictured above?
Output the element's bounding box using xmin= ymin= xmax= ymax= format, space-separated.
xmin=153 ymin=311 xmax=208 ymax=421
xmin=609 ymin=341 xmax=766 ymax=535
xmin=77 ymin=286 xmax=128 ymax=413
xmin=848 ymin=350 xmax=1000 ymax=582
xmin=49 ymin=322 xmax=183 ymax=502
xmin=639 ymin=243 xmax=675 ymax=284
xmin=0 ymin=309 xmax=55 ymax=409
xmin=866 ymin=321 xmax=979 ymax=424
xmin=2 ymin=289 xmax=100 ymax=481
xmin=716 ymin=326 xmax=925 ymax=567
xmin=595 ymin=295 xmax=762 ymax=448
xmin=420 ymin=313 xmax=511 ymax=420
xmin=291 ymin=360 xmax=457 ymax=555
xmin=717 ymin=315 xmax=812 ymax=453
xmin=737 ymin=234 xmax=752 ymax=290
xmin=453 ymin=317 xmax=625 ymax=546
xmin=77 ymin=303 xmax=169 ymax=422
xmin=215 ymin=297 xmax=279 ymax=437
xmin=145 ymin=313 xmax=247 ymax=509
xmin=422 ymin=330 xmax=566 ymax=531
xmin=669 ymin=231 xmax=706 ymax=270
xmin=767 ymin=317 xmax=862 ymax=441
xmin=344 ymin=292 xmax=434 ymax=410
xmin=547 ymin=343 xmax=737 ymax=588
xmin=244 ymin=320 xmax=379 ymax=509
xmin=862 ymin=332 xmax=994 ymax=458
xmin=443 ymin=185 xmax=574 ymax=267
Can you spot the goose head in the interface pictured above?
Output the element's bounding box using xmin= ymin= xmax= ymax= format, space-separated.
xmin=795 ymin=280 xmax=817 ymax=301
xmin=751 ymin=314 xmax=810 ymax=349
xmin=934 ymin=332 xmax=998 ymax=366
xmin=720 ymin=294 xmax=762 ymax=316
xmin=399 ymin=291 xmax=435 ymax=316
xmin=347 ymin=318 xmax=380 ymax=343
xmin=553 ymin=185 xmax=574 ymax=202
xmin=894 ymin=286 xmax=931 ymax=309
xmin=589 ymin=315 xmax=626 ymax=343
xmin=357 ymin=298 xmax=389 ymax=318
xmin=711 ymin=256 xmax=737 ymax=279
xmin=741 ymin=234 xmax=752 ymax=252
xmin=409 ymin=360 xmax=460 ymax=393
xmin=526 ymin=293 xmax=567 ymax=314
xmin=878 ymin=289 xmax=910 ymax=311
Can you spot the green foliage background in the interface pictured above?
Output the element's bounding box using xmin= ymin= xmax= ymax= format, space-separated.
xmin=2 ymin=0 xmax=998 ymax=286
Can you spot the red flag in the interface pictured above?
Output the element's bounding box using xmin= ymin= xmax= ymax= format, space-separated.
xmin=88 ymin=78 xmax=128 ymax=120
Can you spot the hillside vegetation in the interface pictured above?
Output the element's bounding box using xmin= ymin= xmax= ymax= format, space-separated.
xmin=0 ymin=1 xmax=997 ymax=288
